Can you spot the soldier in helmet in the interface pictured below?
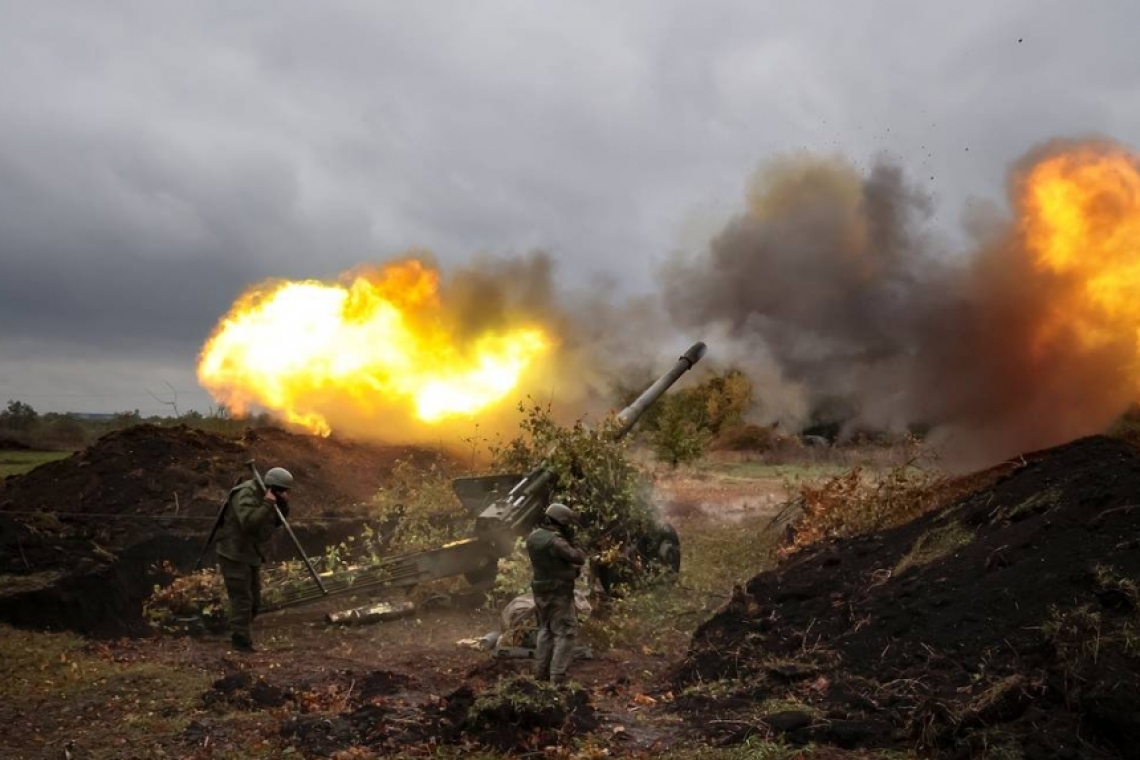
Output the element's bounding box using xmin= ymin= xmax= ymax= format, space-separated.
xmin=216 ymin=466 xmax=294 ymax=652
xmin=525 ymin=502 xmax=586 ymax=684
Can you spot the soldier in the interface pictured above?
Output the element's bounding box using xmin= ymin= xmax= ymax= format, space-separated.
xmin=216 ymin=466 xmax=294 ymax=652
xmin=525 ymin=502 xmax=586 ymax=685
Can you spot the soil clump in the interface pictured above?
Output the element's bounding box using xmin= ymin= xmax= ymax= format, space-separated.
xmin=276 ymin=673 xmax=597 ymax=756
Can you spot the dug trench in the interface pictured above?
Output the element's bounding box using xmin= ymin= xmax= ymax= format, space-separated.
xmin=0 ymin=517 xmax=372 ymax=637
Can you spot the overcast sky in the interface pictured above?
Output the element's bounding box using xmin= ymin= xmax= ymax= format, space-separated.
xmin=1 ymin=1 xmax=1137 ymax=415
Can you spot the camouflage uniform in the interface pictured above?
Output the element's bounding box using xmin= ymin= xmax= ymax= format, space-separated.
xmin=525 ymin=524 xmax=586 ymax=684
xmin=216 ymin=478 xmax=283 ymax=648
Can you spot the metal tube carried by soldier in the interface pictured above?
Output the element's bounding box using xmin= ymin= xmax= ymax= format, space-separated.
xmin=247 ymin=459 xmax=328 ymax=596
xmin=325 ymin=600 xmax=416 ymax=625
xmin=214 ymin=463 xmax=296 ymax=652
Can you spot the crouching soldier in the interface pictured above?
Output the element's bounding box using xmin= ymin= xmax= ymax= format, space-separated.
xmin=216 ymin=467 xmax=294 ymax=652
xmin=525 ymin=502 xmax=586 ymax=685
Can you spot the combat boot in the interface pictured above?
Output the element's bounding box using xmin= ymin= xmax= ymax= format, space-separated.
xmin=231 ymin=633 xmax=257 ymax=653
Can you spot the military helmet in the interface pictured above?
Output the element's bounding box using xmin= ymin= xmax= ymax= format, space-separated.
xmin=544 ymin=502 xmax=578 ymax=527
xmin=264 ymin=467 xmax=294 ymax=490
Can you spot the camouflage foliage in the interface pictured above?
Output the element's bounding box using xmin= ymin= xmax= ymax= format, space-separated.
xmin=488 ymin=400 xmax=658 ymax=557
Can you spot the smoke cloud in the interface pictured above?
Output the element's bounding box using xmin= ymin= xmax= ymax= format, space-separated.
xmin=201 ymin=138 xmax=1140 ymax=469
xmin=660 ymin=140 xmax=1140 ymax=468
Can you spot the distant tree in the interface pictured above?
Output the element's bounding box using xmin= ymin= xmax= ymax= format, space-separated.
xmin=650 ymin=390 xmax=712 ymax=468
xmin=0 ymin=400 xmax=39 ymax=431
xmin=611 ymin=366 xmax=755 ymax=466
xmin=699 ymin=368 xmax=753 ymax=436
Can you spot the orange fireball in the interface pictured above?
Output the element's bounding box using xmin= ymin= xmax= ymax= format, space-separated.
xmin=197 ymin=260 xmax=552 ymax=434
xmin=1020 ymin=143 xmax=1140 ymax=353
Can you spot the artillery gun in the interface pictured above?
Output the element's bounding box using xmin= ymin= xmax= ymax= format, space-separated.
xmin=259 ymin=341 xmax=707 ymax=616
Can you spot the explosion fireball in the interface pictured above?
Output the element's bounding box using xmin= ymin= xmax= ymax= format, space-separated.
xmin=197 ymin=259 xmax=552 ymax=435
xmin=1021 ymin=143 xmax=1140 ymax=354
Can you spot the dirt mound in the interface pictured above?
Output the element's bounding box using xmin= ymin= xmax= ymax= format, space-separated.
xmin=0 ymin=424 xmax=455 ymax=636
xmin=0 ymin=423 xmax=450 ymax=518
xmin=671 ymin=435 xmax=1140 ymax=759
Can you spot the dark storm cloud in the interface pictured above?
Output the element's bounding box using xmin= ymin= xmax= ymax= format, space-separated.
xmin=0 ymin=140 xmax=374 ymax=356
xmin=3 ymin=1 xmax=1140 ymax=413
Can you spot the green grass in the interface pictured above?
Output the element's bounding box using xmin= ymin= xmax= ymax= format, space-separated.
xmin=0 ymin=449 xmax=70 ymax=477
xmin=582 ymin=513 xmax=781 ymax=656
xmin=0 ymin=625 xmax=217 ymax=759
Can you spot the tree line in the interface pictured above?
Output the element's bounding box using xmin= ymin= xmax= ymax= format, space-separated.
xmin=0 ymin=400 xmax=276 ymax=450
xmin=1 ymin=365 xmax=931 ymax=462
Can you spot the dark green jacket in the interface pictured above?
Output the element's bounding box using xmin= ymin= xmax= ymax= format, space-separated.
xmin=216 ymin=479 xmax=280 ymax=566
xmin=525 ymin=526 xmax=585 ymax=594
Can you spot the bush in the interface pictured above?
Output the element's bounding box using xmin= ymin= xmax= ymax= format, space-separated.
xmin=651 ymin=393 xmax=711 ymax=467
xmin=368 ymin=458 xmax=470 ymax=553
xmin=774 ymin=464 xmax=947 ymax=558
xmin=143 ymin=566 xmax=226 ymax=632
xmin=487 ymin=400 xmax=658 ymax=550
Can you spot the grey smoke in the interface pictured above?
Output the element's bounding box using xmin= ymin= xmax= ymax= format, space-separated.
xmin=660 ymin=141 xmax=1140 ymax=467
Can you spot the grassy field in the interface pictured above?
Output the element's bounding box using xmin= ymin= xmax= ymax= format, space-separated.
xmin=0 ymin=450 xmax=70 ymax=478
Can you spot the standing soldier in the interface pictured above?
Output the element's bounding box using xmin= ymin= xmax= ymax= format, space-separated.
xmin=525 ymin=502 xmax=586 ymax=685
xmin=216 ymin=466 xmax=294 ymax=652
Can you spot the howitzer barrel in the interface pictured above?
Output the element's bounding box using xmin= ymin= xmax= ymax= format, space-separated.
xmin=253 ymin=341 xmax=710 ymax=616
xmin=471 ymin=339 xmax=707 ymax=554
xmin=612 ymin=341 xmax=707 ymax=439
